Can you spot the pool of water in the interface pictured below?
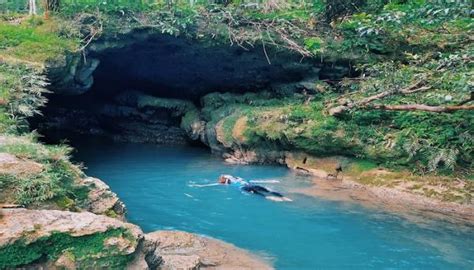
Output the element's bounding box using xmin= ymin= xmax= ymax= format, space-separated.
xmin=73 ymin=140 xmax=474 ymax=269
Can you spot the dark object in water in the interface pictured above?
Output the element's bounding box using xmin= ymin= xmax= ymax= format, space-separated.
xmin=242 ymin=185 xmax=284 ymax=198
xmin=218 ymin=174 xmax=291 ymax=202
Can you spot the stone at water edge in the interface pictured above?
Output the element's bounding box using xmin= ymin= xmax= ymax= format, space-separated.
xmin=0 ymin=209 xmax=142 ymax=268
xmin=143 ymin=231 xmax=273 ymax=269
xmin=79 ymin=177 xmax=126 ymax=219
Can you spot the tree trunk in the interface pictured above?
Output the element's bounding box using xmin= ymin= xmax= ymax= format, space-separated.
xmin=29 ymin=0 xmax=37 ymax=15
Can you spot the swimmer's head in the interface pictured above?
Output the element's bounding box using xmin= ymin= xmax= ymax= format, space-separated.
xmin=218 ymin=175 xmax=231 ymax=184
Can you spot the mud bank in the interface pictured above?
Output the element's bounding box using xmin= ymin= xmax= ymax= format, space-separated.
xmin=292 ymin=177 xmax=474 ymax=226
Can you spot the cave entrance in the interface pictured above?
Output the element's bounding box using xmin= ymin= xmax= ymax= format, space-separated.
xmin=33 ymin=31 xmax=351 ymax=146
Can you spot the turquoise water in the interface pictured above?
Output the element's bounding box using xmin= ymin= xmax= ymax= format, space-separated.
xmin=74 ymin=140 xmax=474 ymax=269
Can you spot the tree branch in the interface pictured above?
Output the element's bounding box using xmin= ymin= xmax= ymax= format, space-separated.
xmin=369 ymin=104 xmax=474 ymax=113
xmin=328 ymin=81 xmax=430 ymax=116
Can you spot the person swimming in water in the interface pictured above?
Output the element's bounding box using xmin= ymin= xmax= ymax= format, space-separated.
xmin=218 ymin=175 xmax=292 ymax=202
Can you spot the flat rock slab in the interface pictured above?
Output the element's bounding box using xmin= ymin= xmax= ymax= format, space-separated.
xmin=0 ymin=209 xmax=142 ymax=247
xmin=0 ymin=152 xmax=43 ymax=177
xmin=145 ymin=231 xmax=273 ymax=270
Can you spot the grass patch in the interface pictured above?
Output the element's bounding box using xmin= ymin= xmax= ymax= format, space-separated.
xmin=222 ymin=113 xmax=240 ymax=144
xmin=0 ymin=17 xmax=77 ymax=64
xmin=0 ymin=135 xmax=88 ymax=206
xmin=350 ymin=160 xmax=379 ymax=173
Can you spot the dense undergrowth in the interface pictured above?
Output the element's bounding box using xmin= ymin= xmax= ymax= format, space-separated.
xmin=197 ymin=88 xmax=472 ymax=174
xmin=0 ymin=16 xmax=85 ymax=207
xmin=62 ymin=0 xmax=473 ymax=174
xmin=186 ymin=0 xmax=472 ymax=175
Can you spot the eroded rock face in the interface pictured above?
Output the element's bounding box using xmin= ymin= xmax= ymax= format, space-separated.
xmin=46 ymin=53 xmax=100 ymax=95
xmin=35 ymin=94 xmax=190 ymax=144
xmin=0 ymin=209 xmax=143 ymax=269
xmin=143 ymin=231 xmax=273 ymax=270
xmin=39 ymin=29 xmax=353 ymax=148
xmin=79 ymin=177 xmax=126 ymax=219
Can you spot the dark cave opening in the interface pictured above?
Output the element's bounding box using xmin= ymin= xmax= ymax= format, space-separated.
xmin=32 ymin=32 xmax=354 ymax=146
xmin=88 ymin=34 xmax=312 ymax=101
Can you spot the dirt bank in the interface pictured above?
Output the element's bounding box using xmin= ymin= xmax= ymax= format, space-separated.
xmin=291 ymin=176 xmax=474 ymax=227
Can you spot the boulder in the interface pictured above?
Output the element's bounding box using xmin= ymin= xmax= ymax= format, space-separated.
xmin=46 ymin=53 xmax=100 ymax=95
xmin=0 ymin=209 xmax=143 ymax=269
xmin=79 ymin=177 xmax=126 ymax=219
xmin=0 ymin=153 xmax=43 ymax=177
xmin=143 ymin=231 xmax=272 ymax=270
xmin=223 ymin=149 xmax=257 ymax=165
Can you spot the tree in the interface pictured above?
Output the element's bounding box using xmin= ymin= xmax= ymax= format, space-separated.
xmin=28 ymin=0 xmax=37 ymax=15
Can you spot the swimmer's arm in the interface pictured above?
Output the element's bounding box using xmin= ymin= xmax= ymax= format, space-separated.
xmin=249 ymin=180 xmax=281 ymax=184
xmin=266 ymin=196 xmax=293 ymax=202
xmin=188 ymin=183 xmax=220 ymax=187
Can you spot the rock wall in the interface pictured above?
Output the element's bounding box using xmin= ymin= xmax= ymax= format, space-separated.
xmin=46 ymin=53 xmax=100 ymax=95
xmin=34 ymin=91 xmax=190 ymax=144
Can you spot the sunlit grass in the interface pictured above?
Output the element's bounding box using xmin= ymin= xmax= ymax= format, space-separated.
xmin=0 ymin=17 xmax=77 ymax=64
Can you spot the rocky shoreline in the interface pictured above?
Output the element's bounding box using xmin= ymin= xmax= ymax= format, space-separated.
xmin=0 ymin=138 xmax=273 ymax=269
xmin=2 ymin=140 xmax=472 ymax=268
xmin=292 ymin=176 xmax=474 ymax=226
xmin=0 ymin=208 xmax=272 ymax=269
xmin=205 ymin=147 xmax=474 ymax=225
xmin=231 ymin=150 xmax=474 ymax=224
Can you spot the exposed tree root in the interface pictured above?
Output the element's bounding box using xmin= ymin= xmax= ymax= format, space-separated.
xmin=328 ymin=81 xmax=431 ymax=115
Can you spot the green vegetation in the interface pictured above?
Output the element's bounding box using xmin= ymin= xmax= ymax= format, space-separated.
xmin=183 ymin=0 xmax=471 ymax=176
xmin=0 ymin=134 xmax=88 ymax=207
xmin=0 ymin=13 xmax=85 ymax=209
xmin=0 ymin=228 xmax=134 ymax=268
xmin=0 ymin=62 xmax=88 ymax=208
xmin=0 ymin=63 xmax=49 ymax=134
xmin=0 ymin=0 xmax=472 ymax=268
xmin=0 ymin=16 xmax=77 ymax=64
xmin=0 ymin=0 xmax=470 ymax=198
xmin=200 ymin=88 xmax=472 ymax=175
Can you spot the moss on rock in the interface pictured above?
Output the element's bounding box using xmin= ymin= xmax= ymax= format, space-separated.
xmin=0 ymin=228 xmax=134 ymax=268
xmin=0 ymin=209 xmax=142 ymax=269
